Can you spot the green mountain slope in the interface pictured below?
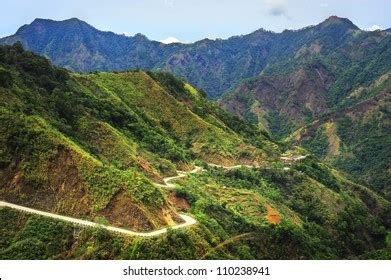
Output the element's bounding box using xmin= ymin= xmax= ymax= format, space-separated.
xmin=0 ymin=43 xmax=274 ymax=231
xmin=220 ymin=27 xmax=391 ymax=136
xmin=0 ymin=44 xmax=390 ymax=260
xmin=0 ymin=16 xmax=379 ymax=100
xmin=218 ymin=20 xmax=391 ymax=199
xmin=287 ymin=80 xmax=391 ymax=200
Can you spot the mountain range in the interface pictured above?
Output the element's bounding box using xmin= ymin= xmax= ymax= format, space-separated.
xmin=0 ymin=16 xmax=390 ymax=259
xmin=2 ymin=16 xmax=386 ymax=100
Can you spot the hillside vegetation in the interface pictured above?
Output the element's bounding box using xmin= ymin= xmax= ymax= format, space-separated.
xmin=2 ymin=17 xmax=389 ymax=198
xmin=1 ymin=16 xmax=387 ymax=101
xmin=288 ymin=81 xmax=391 ymax=200
xmin=0 ymin=43 xmax=274 ymax=232
xmin=219 ymin=18 xmax=391 ymax=198
xmin=220 ymin=19 xmax=391 ymax=136
xmin=0 ymin=44 xmax=390 ymax=259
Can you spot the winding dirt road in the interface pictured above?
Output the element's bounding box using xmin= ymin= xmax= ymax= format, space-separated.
xmin=0 ymin=201 xmax=196 ymax=237
xmin=0 ymin=167 xmax=204 ymax=237
xmin=0 ymin=158 xmax=307 ymax=237
xmin=155 ymin=166 xmax=204 ymax=189
xmin=207 ymin=163 xmax=257 ymax=170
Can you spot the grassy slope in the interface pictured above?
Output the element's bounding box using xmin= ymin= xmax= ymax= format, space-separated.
xmin=0 ymin=43 xmax=275 ymax=232
xmin=1 ymin=155 xmax=390 ymax=259
xmin=0 ymin=44 xmax=390 ymax=259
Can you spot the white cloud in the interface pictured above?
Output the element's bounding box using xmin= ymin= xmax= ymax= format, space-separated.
xmin=160 ymin=37 xmax=181 ymax=44
xmin=163 ymin=0 xmax=175 ymax=7
xmin=263 ymin=0 xmax=290 ymax=18
xmin=320 ymin=3 xmax=329 ymax=8
xmin=366 ymin=24 xmax=383 ymax=31
xmin=205 ymin=33 xmax=220 ymax=40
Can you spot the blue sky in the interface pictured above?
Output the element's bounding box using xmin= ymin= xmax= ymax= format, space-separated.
xmin=1 ymin=0 xmax=390 ymax=43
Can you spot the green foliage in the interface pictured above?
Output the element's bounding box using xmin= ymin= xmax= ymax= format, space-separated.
xmin=294 ymin=157 xmax=342 ymax=192
xmin=0 ymin=210 xmax=73 ymax=259
xmin=301 ymin=128 xmax=329 ymax=158
xmin=299 ymin=93 xmax=391 ymax=199
xmin=387 ymin=232 xmax=391 ymax=247
xmin=0 ymin=16 xmax=376 ymax=100
xmin=82 ymin=165 xmax=164 ymax=210
xmin=0 ymin=66 xmax=12 ymax=87
xmin=0 ymin=43 xmax=390 ymax=261
xmin=266 ymin=111 xmax=297 ymax=139
xmin=147 ymin=71 xmax=189 ymax=101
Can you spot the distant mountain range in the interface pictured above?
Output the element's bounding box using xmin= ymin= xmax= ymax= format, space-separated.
xmin=2 ymin=16 xmax=388 ymax=99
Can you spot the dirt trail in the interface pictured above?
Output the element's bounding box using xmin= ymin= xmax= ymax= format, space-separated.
xmin=207 ymin=163 xmax=257 ymax=170
xmin=155 ymin=166 xmax=203 ymax=189
xmin=0 ymin=166 xmax=204 ymax=237
xmin=0 ymin=167 xmax=204 ymax=236
xmin=0 ymin=161 xmax=301 ymax=236
xmin=280 ymin=155 xmax=308 ymax=162
xmin=0 ymin=201 xmax=196 ymax=237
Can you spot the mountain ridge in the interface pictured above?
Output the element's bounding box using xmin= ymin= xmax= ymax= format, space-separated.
xmin=0 ymin=16 xmax=368 ymax=98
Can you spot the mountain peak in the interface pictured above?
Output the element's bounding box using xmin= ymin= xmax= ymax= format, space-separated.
xmin=320 ymin=16 xmax=359 ymax=29
xmin=15 ymin=17 xmax=97 ymax=36
xmin=27 ymin=17 xmax=92 ymax=29
xmin=64 ymin=17 xmax=83 ymax=23
xmin=31 ymin=17 xmax=84 ymax=24
xmin=134 ymin=33 xmax=148 ymax=39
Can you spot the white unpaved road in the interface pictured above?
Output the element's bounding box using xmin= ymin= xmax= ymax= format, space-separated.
xmin=0 ymin=167 xmax=203 ymax=237
xmin=207 ymin=163 xmax=257 ymax=170
xmin=280 ymin=154 xmax=308 ymax=161
xmin=0 ymin=201 xmax=196 ymax=237
xmin=156 ymin=166 xmax=204 ymax=189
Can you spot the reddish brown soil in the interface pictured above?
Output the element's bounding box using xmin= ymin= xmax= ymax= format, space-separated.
xmin=0 ymin=146 xmax=91 ymax=216
xmin=100 ymin=191 xmax=155 ymax=231
xmin=137 ymin=156 xmax=161 ymax=181
xmin=168 ymin=192 xmax=190 ymax=211
xmin=267 ymin=206 xmax=281 ymax=224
